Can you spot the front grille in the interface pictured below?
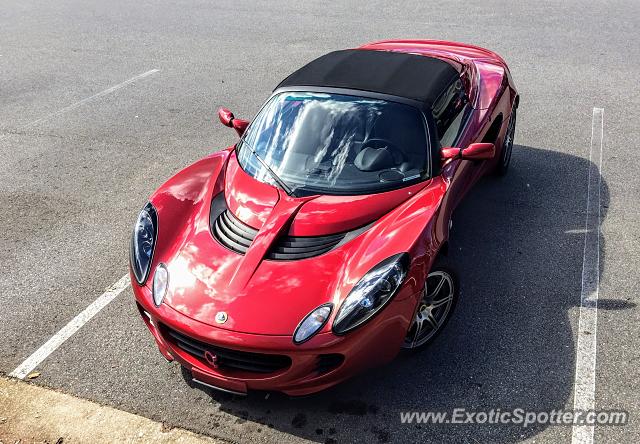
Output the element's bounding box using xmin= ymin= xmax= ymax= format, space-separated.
xmin=161 ymin=325 xmax=291 ymax=374
xmin=212 ymin=209 xmax=258 ymax=254
xmin=266 ymin=232 xmax=346 ymax=260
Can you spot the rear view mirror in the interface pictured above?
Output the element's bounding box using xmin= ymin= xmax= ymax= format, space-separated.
xmin=217 ymin=107 xmax=249 ymax=137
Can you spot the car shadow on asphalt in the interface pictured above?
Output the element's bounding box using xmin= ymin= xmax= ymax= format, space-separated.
xmin=183 ymin=144 xmax=627 ymax=443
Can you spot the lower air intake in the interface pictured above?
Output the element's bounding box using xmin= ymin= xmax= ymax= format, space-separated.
xmin=161 ymin=325 xmax=291 ymax=374
xmin=315 ymin=354 xmax=345 ymax=375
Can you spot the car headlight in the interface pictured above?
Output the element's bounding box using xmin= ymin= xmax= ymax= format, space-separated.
xmin=333 ymin=253 xmax=410 ymax=335
xmin=130 ymin=203 xmax=158 ymax=285
xmin=293 ymin=304 xmax=333 ymax=344
xmin=152 ymin=263 xmax=169 ymax=306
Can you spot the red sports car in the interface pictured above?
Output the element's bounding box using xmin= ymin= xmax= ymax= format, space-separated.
xmin=130 ymin=40 xmax=518 ymax=396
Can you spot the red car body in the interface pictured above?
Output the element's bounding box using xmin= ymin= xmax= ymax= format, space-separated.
xmin=131 ymin=40 xmax=518 ymax=396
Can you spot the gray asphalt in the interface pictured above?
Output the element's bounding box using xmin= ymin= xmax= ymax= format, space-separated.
xmin=1 ymin=0 xmax=639 ymax=443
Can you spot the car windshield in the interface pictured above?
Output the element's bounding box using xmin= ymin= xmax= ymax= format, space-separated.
xmin=237 ymin=92 xmax=430 ymax=196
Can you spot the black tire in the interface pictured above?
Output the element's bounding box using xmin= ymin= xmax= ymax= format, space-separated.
xmin=494 ymin=106 xmax=516 ymax=176
xmin=401 ymin=257 xmax=460 ymax=352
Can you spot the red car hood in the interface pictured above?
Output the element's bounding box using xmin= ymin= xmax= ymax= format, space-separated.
xmin=157 ymin=152 xmax=443 ymax=335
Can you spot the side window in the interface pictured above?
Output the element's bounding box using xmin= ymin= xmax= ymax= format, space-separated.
xmin=432 ymin=78 xmax=470 ymax=147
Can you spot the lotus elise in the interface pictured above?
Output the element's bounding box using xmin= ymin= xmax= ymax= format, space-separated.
xmin=130 ymin=40 xmax=518 ymax=396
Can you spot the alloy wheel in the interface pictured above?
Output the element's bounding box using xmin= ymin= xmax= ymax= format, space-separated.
xmin=402 ymin=270 xmax=455 ymax=349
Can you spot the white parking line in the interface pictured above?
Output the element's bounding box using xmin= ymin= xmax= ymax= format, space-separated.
xmin=0 ymin=69 xmax=159 ymax=141
xmin=5 ymin=68 xmax=157 ymax=377
xmin=571 ymin=107 xmax=604 ymax=444
xmin=9 ymin=275 xmax=131 ymax=379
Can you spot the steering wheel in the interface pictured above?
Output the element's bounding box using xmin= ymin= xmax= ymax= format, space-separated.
xmin=360 ymin=138 xmax=405 ymax=165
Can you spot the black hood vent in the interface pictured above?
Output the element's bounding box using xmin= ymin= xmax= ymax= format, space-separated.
xmin=266 ymin=232 xmax=346 ymax=260
xmin=266 ymin=223 xmax=373 ymax=261
xmin=210 ymin=193 xmax=258 ymax=254
xmin=210 ymin=192 xmax=373 ymax=259
xmin=213 ymin=210 xmax=258 ymax=254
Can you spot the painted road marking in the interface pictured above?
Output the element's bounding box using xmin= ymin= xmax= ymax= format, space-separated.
xmin=9 ymin=275 xmax=130 ymax=379
xmin=571 ymin=107 xmax=604 ymax=444
xmin=0 ymin=69 xmax=159 ymax=141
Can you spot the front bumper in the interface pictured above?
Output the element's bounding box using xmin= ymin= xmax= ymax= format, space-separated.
xmin=132 ymin=274 xmax=417 ymax=396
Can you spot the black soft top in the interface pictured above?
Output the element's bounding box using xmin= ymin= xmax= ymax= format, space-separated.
xmin=276 ymin=49 xmax=460 ymax=107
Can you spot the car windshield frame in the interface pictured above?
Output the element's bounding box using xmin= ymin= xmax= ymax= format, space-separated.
xmin=236 ymin=88 xmax=433 ymax=196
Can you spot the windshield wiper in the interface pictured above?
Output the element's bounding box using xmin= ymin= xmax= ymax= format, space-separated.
xmin=239 ymin=141 xmax=295 ymax=196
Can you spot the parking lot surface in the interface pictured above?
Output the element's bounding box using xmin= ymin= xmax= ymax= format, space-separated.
xmin=1 ymin=1 xmax=639 ymax=443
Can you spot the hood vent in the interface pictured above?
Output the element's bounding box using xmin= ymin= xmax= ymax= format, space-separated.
xmin=210 ymin=193 xmax=258 ymax=254
xmin=265 ymin=222 xmax=373 ymax=261
xmin=266 ymin=232 xmax=346 ymax=260
xmin=212 ymin=210 xmax=258 ymax=254
xmin=210 ymin=192 xmax=374 ymax=259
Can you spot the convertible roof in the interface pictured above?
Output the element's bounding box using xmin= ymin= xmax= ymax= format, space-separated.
xmin=276 ymin=49 xmax=460 ymax=106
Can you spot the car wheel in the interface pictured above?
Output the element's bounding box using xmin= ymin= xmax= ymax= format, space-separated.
xmin=495 ymin=106 xmax=516 ymax=176
xmin=401 ymin=260 xmax=459 ymax=351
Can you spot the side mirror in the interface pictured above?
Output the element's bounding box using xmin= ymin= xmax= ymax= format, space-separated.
xmin=218 ymin=107 xmax=234 ymax=127
xmin=217 ymin=107 xmax=249 ymax=137
xmin=441 ymin=142 xmax=495 ymax=162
